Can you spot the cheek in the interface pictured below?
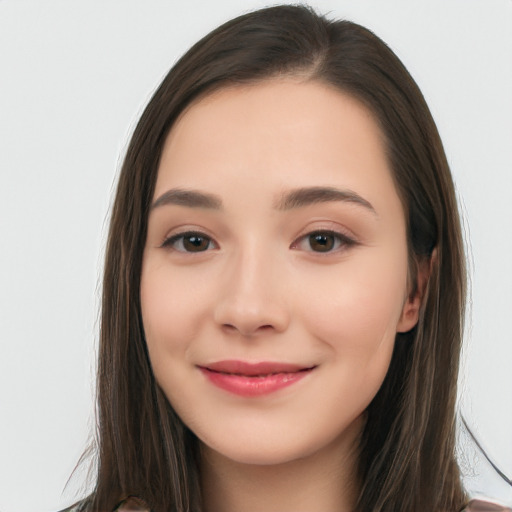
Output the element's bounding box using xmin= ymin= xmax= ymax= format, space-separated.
xmin=299 ymin=250 xmax=408 ymax=364
xmin=298 ymin=271 xmax=404 ymax=421
xmin=140 ymin=262 xmax=209 ymax=360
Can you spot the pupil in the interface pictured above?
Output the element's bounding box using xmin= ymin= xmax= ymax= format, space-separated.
xmin=310 ymin=233 xmax=334 ymax=252
xmin=184 ymin=235 xmax=208 ymax=251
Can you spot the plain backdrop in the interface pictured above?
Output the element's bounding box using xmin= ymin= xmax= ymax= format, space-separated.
xmin=0 ymin=1 xmax=511 ymax=511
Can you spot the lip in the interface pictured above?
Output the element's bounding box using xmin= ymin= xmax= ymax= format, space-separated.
xmin=198 ymin=360 xmax=315 ymax=397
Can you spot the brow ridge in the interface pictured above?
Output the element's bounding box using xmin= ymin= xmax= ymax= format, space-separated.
xmin=151 ymin=188 xmax=223 ymax=210
xmin=275 ymin=186 xmax=376 ymax=214
xmin=151 ymin=186 xmax=376 ymax=215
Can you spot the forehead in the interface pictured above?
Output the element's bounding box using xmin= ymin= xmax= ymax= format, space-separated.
xmin=155 ymin=79 xmax=401 ymax=221
xmin=162 ymin=79 xmax=385 ymax=170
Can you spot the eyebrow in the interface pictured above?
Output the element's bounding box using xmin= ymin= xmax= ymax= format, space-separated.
xmin=151 ymin=186 xmax=376 ymax=215
xmin=151 ymin=188 xmax=223 ymax=210
xmin=275 ymin=186 xmax=377 ymax=215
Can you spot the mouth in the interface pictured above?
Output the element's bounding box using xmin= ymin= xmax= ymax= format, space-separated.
xmin=197 ymin=360 xmax=316 ymax=397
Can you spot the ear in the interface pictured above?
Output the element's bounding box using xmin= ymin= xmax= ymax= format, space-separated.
xmin=396 ymin=249 xmax=437 ymax=334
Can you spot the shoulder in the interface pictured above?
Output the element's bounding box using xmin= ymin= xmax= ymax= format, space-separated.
xmin=462 ymin=498 xmax=512 ymax=511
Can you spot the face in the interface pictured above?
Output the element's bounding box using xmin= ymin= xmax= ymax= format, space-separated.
xmin=141 ymin=80 xmax=420 ymax=466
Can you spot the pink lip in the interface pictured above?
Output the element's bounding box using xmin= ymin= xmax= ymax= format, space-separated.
xmin=198 ymin=360 xmax=315 ymax=397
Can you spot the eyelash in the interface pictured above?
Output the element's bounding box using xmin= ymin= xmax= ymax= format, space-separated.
xmin=160 ymin=229 xmax=357 ymax=254
xmin=161 ymin=231 xmax=217 ymax=253
xmin=291 ymin=230 xmax=357 ymax=253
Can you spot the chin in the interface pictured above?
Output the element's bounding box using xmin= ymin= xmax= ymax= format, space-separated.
xmin=198 ymin=425 xmax=350 ymax=468
xmin=203 ymin=441 xmax=310 ymax=467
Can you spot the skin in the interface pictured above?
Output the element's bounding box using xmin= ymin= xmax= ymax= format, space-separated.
xmin=140 ymin=80 xmax=424 ymax=512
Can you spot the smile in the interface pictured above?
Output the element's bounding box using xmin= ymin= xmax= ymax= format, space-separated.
xmin=198 ymin=360 xmax=315 ymax=397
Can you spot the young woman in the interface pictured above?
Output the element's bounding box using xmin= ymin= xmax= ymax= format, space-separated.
xmin=63 ymin=5 xmax=507 ymax=512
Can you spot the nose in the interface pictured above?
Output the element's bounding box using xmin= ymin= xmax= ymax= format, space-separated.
xmin=213 ymin=245 xmax=290 ymax=337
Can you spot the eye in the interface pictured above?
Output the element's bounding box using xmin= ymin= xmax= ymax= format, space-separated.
xmin=161 ymin=231 xmax=217 ymax=253
xmin=292 ymin=230 xmax=356 ymax=253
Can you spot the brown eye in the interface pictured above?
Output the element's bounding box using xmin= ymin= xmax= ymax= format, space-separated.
xmin=183 ymin=234 xmax=210 ymax=251
xmin=162 ymin=232 xmax=215 ymax=252
xmin=308 ymin=233 xmax=336 ymax=252
xmin=291 ymin=230 xmax=356 ymax=254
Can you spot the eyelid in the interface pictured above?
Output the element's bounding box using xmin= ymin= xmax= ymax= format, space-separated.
xmin=158 ymin=223 xmax=358 ymax=254
xmin=160 ymin=229 xmax=218 ymax=252
xmin=290 ymin=227 xmax=358 ymax=253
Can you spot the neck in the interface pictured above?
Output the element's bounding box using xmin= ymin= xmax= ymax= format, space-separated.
xmin=200 ymin=418 xmax=362 ymax=512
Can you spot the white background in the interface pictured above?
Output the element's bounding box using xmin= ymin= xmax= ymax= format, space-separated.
xmin=0 ymin=1 xmax=511 ymax=511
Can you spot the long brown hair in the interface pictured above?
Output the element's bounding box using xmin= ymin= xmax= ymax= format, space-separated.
xmin=87 ymin=5 xmax=467 ymax=511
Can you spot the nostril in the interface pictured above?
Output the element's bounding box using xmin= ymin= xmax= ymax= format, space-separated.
xmin=221 ymin=323 xmax=274 ymax=336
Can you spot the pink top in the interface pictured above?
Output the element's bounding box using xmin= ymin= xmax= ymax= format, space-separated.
xmin=113 ymin=496 xmax=512 ymax=512
xmin=464 ymin=499 xmax=512 ymax=511
xmin=62 ymin=495 xmax=512 ymax=511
